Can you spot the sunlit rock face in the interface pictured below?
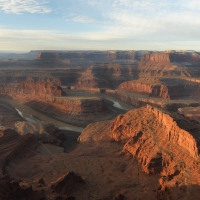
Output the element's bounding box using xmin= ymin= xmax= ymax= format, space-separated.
xmin=79 ymin=105 xmax=200 ymax=199
xmin=118 ymin=79 xmax=189 ymax=100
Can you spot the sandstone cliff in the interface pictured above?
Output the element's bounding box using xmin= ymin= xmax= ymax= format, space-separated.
xmin=118 ymin=79 xmax=189 ymax=100
xmin=0 ymin=78 xmax=65 ymax=102
xmin=26 ymin=97 xmax=113 ymax=126
xmin=141 ymin=53 xmax=170 ymax=63
xmin=141 ymin=52 xmax=200 ymax=64
xmin=79 ymin=105 xmax=200 ymax=199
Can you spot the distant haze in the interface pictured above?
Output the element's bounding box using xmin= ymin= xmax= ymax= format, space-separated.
xmin=0 ymin=0 xmax=200 ymax=51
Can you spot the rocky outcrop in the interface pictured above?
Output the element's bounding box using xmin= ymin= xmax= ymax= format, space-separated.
xmin=36 ymin=51 xmax=142 ymax=62
xmin=138 ymin=52 xmax=200 ymax=78
xmin=109 ymin=106 xmax=200 ymax=197
xmin=14 ymin=121 xmax=64 ymax=146
xmin=141 ymin=52 xmax=200 ymax=64
xmin=90 ymin=63 xmax=138 ymax=89
xmin=0 ymin=128 xmax=38 ymax=176
xmin=51 ymin=171 xmax=85 ymax=195
xmin=105 ymin=89 xmax=190 ymax=111
xmin=26 ymin=97 xmax=113 ymax=126
xmin=79 ymin=105 xmax=200 ymax=199
xmin=0 ymin=78 xmax=65 ymax=102
xmin=76 ymin=66 xmax=109 ymax=89
xmin=118 ymin=79 xmax=189 ymax=100
xmin=0 ymin=172 xmax=83 ymax=200
xmin=75 ymin=63 xmax=138 ymax=89
xmin=141 ymin=53 xmax=170 ymax=63
xmin=0 ymin=175 xmax=38 ymax=200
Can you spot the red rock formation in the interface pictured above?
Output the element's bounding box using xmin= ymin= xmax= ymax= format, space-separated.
xmin=109 ymin=105 xmax=200 ymax=190
xmin=90 ymin=63 xmax=137 ymax=88
xmin=0 ymin=78 xmax=65 ymax=102
xmin=0 ymin=79 xmax=113 ymax=126
xmin=26 ymin=97 xmax=113 ymax=126
xmin=141 ymin=53 xmax=170 ymax=63
xmin=141 ymin=52 xmax=200 ymax=64
xmin=118 ymin=79 xmax=189 ymax=100
xmin=79 ymin=105 xmax=200 ymax=199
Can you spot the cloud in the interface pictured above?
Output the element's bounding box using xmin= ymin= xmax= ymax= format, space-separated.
xmin=0 ymin=0 xmax=51 ymax=14
xmin=72 ymin=15 xmax=96 ymax=23
xmin=0 ymin=29 xmax=70 ymax=41
xmin=1 ymin=28 xmax=200 ymax=51
xmin=56 ymin=0 xmax=200 ymax=40
xmin=1 ymin=0 xmax=200 ymax=50
xmin=82 ymin=0 xmax=200 ymax=41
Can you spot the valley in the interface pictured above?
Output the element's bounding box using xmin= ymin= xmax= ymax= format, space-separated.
xmin=0 ymin=50 xmax=200 ymax=200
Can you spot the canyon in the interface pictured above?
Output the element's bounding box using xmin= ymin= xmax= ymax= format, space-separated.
xmin=0 ymin=50 xmax=200 ymax=199
xmin=0 ymin=78 xmax=116 ymax=126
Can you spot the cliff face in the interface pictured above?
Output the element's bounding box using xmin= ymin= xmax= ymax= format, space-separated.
xmin=118 ymin=80 xmax=189 ymax=100
xmin=111 ymin=105 xmax=200 ymax=159
xmin=76 ymin=63 xmax=138 ymax=89
xmin=36 ymin=52 xmax=59 ymax=61
xmin=54 ymin=98 xmax=108 ymax=114
xmin=79 ymin=105 xmax=200 ymax=198
xmin=0 ymin=78 xmax=65 ymax=102
xmin=26 ymin=97 xmax=113 ymax=126
xmin=141 ymin=52 xmax=200 ymax=64
xmin=36 ymin=51 xmax=140 ymax=62
xmin=75 ymin=65 xmax=109 ymax=89
xmin=110 ymin=106 xmax=200 ymax=181
xmin=141 ymin=53 xmax=170 ymax=63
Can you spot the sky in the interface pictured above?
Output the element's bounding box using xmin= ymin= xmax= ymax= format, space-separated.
xmin=0 ymin=0 xmax=200 ymax=51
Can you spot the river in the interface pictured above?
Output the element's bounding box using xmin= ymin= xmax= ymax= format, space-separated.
xmin=98 ymin=93 xmax=136 ymax=111
xmin=0 ymin=94 xmax=134 ymax=133
xmin=0 ymin=97 xmax=84 ymax=132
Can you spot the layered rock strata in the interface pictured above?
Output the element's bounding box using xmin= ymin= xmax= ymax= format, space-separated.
xmin=26 ymin=97 xmax=113 ymax=126
xmin=36 ymin=51 xmax=141 ymax=62
xmin=141 ymin=52 xmax=200 ymax=64
xmin=0 ymin=78 xmax=65 ymax=102
xmin=118 ymin=79 xmax=189 ymax=100
xmin=79 ymin=105 xmax=200 ymax=199
xmin=0 ymin=79 xmax=113 ymax=126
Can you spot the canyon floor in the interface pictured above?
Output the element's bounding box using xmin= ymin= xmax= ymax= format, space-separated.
xmin=0 ymin=50 xmax=200 ymax=200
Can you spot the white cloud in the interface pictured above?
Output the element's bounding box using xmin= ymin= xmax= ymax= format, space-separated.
xmin=0 ymin=29 xmax=70 ymax=41
xmin=1 ymin=0 xmax=200 ymax=50
xmin=72 ymin=15 xmax=96 ymax=23
xmin=0 ymin=0 xmax=51 ymax=14
xmin=83 ymin=0 xmax=200 ymax=41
